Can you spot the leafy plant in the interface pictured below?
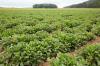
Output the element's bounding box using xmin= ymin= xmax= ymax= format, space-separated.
xmin=78 ymin=44 xmax=100 ymax=66
xmin=51 ymin=53 xmax=77 ymax=66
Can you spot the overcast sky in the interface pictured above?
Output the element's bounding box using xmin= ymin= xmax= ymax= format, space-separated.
xmin=0 ymin=0 xmax=88 ymax=8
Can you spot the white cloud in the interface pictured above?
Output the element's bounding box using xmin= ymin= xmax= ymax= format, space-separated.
xmin=0 ymin=0 xmax=88 ymax=8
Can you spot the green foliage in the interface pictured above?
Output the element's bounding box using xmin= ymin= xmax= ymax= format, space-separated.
xmin=52 ymin=31 xmax=95 ymax=52
xmin=78 ymin=44 xmax=100 ymax=66
xmin=92 ymin=25 xmax=100 ymax=36
xmin=0 ymin=8 xmax=100 ymax=65
xmin=51 ymin=53 xmax=77 ymax=66
xmin=51 ymin=44 xmax=100 ymax=66
xmin=1 ymin=40 xmax=60 ymax=66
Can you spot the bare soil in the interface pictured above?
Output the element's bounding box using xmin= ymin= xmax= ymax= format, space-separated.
xmin=39 ymin=62 xmax=50 ymax=66
xmin=88 ymin=37 xmax=100 ymax=44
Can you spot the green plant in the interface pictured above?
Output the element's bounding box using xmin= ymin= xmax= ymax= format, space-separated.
xmin=92 ymin=25 xmax=100 ymax=36
xmin=78 ymin=44 xmax=100 ymax=66
xmin=51 ymin=53 xmax=77 ymax=66
xmin=50 ymin=44 xmax=100 ymax=66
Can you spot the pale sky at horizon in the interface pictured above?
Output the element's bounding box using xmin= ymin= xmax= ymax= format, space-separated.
xmin=0 ymin=0 xmax=88 ymax=8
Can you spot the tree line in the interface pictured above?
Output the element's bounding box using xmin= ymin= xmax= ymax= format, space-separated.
xmin=32 ymin=0 xmax=100 ymax=8
xmin=65 ymin=0 xmax=100 ymax=8
xmin=33 ymin=4 xmax=57 ymax=8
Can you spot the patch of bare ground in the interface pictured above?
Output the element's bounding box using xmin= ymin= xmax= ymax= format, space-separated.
xmin=88 ymin=37 xmax=100 ymax=44
xmin=39 ymin=62 xmax=50 ymax=66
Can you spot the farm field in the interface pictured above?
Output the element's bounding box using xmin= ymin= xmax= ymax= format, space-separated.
xmin=0 ymin=8 xmax=100 ymax=66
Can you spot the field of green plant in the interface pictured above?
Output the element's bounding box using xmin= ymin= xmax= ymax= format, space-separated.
xmin=0 ymin=8 xmax=100 ymax=66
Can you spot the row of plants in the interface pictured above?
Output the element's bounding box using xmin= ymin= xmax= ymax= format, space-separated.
xmin=0 ymin=32 xmax=96 ymax=66
xmin=51 ymin=44 xmax=100 ymax=66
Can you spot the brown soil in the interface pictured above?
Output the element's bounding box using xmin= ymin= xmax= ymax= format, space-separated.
xmin=88 ymin=37 xmax=100 ymax=44
xmin=40 ymin=37 xmax=100 ymax=66
xmin=39 ymin=62 xmax=50 ymax=66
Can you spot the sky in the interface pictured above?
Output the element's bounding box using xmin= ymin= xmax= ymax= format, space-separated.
xmin=0 ymin=0 xmax=88 ymax=8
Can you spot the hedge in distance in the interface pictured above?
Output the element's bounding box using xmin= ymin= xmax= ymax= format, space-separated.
xmin=33 ymin=4 xmax=58 ymax=8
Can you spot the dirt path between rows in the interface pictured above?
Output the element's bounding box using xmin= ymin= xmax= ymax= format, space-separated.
xmin=40 ymin=37 xmax=100 ymax=66
xmin=88 ymin=37 xmax=100 ymax=44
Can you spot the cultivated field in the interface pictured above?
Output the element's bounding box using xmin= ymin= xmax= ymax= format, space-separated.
xmin=0 ymin=8 xmax=100 ymax=66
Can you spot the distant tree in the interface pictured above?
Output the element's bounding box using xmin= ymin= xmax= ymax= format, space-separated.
xmin=33 ymin=4 xmax=58 ymax=8
xmin=64 ymin=0 xmax=100 ymax=8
